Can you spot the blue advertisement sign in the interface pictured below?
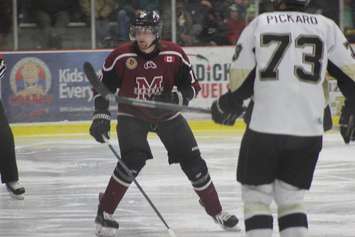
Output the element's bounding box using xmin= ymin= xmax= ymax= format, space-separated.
xmin=1 ymin=47 xmax=237 ymax=123
xmin=1 ymin=50 xmax=110 ymax=123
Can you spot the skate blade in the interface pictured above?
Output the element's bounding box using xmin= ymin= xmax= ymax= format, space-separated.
xmin=95 ymin=224 xmax=118 ymax=237
xmin=8 ymin=192 xmax=24 ymax=200
xmin=220 ymin=225 xmax=242 ymax=232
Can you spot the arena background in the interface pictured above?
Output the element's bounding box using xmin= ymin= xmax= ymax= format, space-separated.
xmin=0 ymin=0 xmax=352 ymax=136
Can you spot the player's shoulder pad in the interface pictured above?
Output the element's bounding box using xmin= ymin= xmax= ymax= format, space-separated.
xmin=159 ymin=40 xmax=190 ymax=64
xmin=159 ymin=40 xmax=185 ymax=53
xmin=110 ymin=42 xmax=136 ymax=57
xmin=316 ymin=13 xmax=335 ymax=24
xmin=104 ymin=42 xmax=137 ymax=71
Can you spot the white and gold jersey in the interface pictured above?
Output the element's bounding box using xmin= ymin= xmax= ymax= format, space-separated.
xmin=230 ymin=11 xmax=355 ymax=136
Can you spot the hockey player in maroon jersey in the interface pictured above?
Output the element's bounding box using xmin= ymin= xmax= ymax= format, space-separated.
xmin=89 ymin=10 xmax=239 ymax=236
xmin=0 ymin=55 xmax=26 ymax=200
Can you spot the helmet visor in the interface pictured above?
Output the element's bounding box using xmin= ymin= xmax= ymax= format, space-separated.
xmin=129 ymin=25 xmax=161 ymax=41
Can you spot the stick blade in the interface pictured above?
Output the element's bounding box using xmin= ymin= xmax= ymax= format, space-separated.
xmin=168 ymin=228 xmax=177 ymax=237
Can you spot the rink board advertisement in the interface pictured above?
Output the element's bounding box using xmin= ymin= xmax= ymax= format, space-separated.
xmin=1 ymin=47 xmax=344 ymax=123
xmin=1 ymin=51 xmax=108 ymax=123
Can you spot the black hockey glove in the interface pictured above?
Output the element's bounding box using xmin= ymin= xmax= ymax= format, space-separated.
xmin=152 ymin=91 xmax=186 ymax=105
xmin=339 ymin=100 xmax=355 ymax=144
xmin=211 ymin=92 xmax=244 ymax=126
xmin=151 ymin=91 xmax=186 ymax=114
xmin=0 ymin=58 xmax=6 ymax=80
xmin=89 ymin=111 xmax=111 ymax=143
xmin=211 ymin=100 xmax=240 ymax=126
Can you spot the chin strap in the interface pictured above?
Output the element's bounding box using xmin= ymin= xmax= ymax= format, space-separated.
xmin=146 ymin=37 xmax=159 ymax=49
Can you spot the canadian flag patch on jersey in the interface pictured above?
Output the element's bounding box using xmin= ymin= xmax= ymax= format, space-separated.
xmin=164 ymin=55 xmax=175 ymax=63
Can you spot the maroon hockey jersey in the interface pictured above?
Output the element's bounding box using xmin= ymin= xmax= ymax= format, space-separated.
xmin=100 ymin=40 xmax=201 ymax=122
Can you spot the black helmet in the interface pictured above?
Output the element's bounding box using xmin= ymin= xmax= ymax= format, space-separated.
xmin=129 ymin=10 xmax=162 ymax=40
xmin=271 ymin=0 xmax=310 ymax=7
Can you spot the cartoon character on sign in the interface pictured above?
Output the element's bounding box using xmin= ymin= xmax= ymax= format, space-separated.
xmin=9 ymin=57 xmax=53 ymax=121
xmin=10 ymin=57 xmax=51 ymax=97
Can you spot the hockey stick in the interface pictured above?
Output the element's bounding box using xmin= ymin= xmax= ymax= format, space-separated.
xmin=83 ymin=62 xmax=211 ymax=114
xmin=102 ymin=136 xmax=177 ymax=237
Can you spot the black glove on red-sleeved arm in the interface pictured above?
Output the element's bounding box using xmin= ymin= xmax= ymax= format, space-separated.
xmin=89 ymin=96 xmax=111 ymax=143
xmin=152 ymin=91 xmax=185 ymax=105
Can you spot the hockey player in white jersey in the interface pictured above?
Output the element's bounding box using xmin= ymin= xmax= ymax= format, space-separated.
xmin=211 ymin=0 xmax=355 ymax=237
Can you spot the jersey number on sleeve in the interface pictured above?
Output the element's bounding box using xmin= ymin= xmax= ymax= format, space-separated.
xmin=260 ymin=33 xmax=324 ymax=83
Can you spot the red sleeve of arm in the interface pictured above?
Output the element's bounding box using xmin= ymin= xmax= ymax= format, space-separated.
xmin=93 ymin=49 xmax=123 ymax=111
xmin=101 ymin=50 xmax=122 ymax=93
xmin=175 ymin=46 xmax=201 ymax=101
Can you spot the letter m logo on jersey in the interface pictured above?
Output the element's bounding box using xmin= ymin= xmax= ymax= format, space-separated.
xmin=135 ymin=76 xmax=163 ymax=100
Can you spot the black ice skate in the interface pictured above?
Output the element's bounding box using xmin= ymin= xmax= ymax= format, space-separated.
xmin=95 ymin=204 xmax=119 ymax=237
xmin=213 ymin=211 xmax=240 ymax=231
xmin=6 ymin=181 xmax=25 ymax=200
xmin=199 ymin=199 xmax=240 ymax=231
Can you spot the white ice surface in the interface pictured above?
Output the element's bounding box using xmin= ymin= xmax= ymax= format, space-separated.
xmin=1 ymin=132 xmax=355 ymax=237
